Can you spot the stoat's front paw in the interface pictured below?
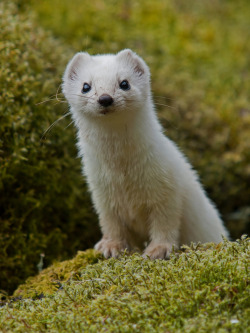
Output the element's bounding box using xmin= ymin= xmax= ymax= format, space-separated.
xmin=143 ymin=242 xmax=174 ymax=260
xmin=94 ymin=238 xmax=128 ymax=258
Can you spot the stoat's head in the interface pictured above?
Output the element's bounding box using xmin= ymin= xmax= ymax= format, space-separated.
xmin=62 ymin=49 xmax=151 ymax=119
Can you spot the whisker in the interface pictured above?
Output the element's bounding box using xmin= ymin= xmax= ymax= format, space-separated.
xmin=50 ymin=101 xmax=68 ymax=106
xmin=55 ymin=84 xmax=63 ymax=102
xmin=36 ymin=94 xmax=66 ymax=105
xmin=64 ymin=120 xmax=74 ymax=130
xmin=36 ymin=97 xmax=65 ymax=105
xmin=36 ymin=84 xmax=66 ymax=105
xmin=55 ymin=101 xmax=68 ymax=104
xmin=70 ymin=93 xmax=96 ymax=100
xmin=154 ymin=102 xmax=176 ymax=109
xmin=154 ymin=95 xmax=174 ymax=101
xmin=40 ymin=112 xmax=71 ymax=142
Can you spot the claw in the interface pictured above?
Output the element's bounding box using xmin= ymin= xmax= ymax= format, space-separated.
xmin=95 ymin=238 xmax=128 ymax=258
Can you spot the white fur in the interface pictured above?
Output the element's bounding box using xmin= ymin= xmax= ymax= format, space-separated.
xmin=62 ymin=49 xmax=229 ymax=259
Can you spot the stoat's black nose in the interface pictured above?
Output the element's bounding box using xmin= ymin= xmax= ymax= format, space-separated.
xmin=98 ymin=94 xmax=114 ymax=107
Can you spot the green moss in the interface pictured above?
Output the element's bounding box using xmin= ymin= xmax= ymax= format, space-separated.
xmin=0 ymin=238 xmax=249 ymax=332
xmin=0 ymin=1 xmax=99 ymax=295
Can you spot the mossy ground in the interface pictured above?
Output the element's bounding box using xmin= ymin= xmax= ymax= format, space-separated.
xmin=0 ymin=238 xmax=249 ymax=332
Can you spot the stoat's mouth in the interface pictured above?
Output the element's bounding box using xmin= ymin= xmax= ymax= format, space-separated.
xmin=99 ymin=107 xmax=116 ymax=115
xmin=100 ymin=109 xmax=110 ymax=115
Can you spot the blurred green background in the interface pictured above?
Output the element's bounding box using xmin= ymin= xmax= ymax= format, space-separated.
xmin=1 ymin=0 xmax=249 ymax=295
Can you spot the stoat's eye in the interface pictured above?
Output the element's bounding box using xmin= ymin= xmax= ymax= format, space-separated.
xmin=81 ymin=82 xmax=91 ymax=93
xmin=119 ymin=80 xmax=130 ymax=91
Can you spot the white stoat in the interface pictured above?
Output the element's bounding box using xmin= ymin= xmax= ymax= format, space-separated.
xmin=62 ymin=49 xmax=228 ymax=259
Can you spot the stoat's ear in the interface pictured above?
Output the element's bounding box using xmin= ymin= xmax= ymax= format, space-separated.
xmin=63 ymin=52 xmax=91 ymax=82
xmin=116 ymin=49 xmax=149 ymax=77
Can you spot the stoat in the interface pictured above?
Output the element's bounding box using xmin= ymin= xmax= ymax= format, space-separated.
xmin=62 ymin=49 xmax=228 ymax=259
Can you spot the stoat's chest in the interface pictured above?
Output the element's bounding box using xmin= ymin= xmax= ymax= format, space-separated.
xmin=84 ymin=139 xmax=172 ymax=208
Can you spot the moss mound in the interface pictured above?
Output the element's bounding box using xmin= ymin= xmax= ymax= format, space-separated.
xmin=13 ymin=250 xmax=104 ymax=299
xmin=0 ymin=2 xmax=99 ymax=295
xmin=0 ymin=238 xmax=249 ymax=332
